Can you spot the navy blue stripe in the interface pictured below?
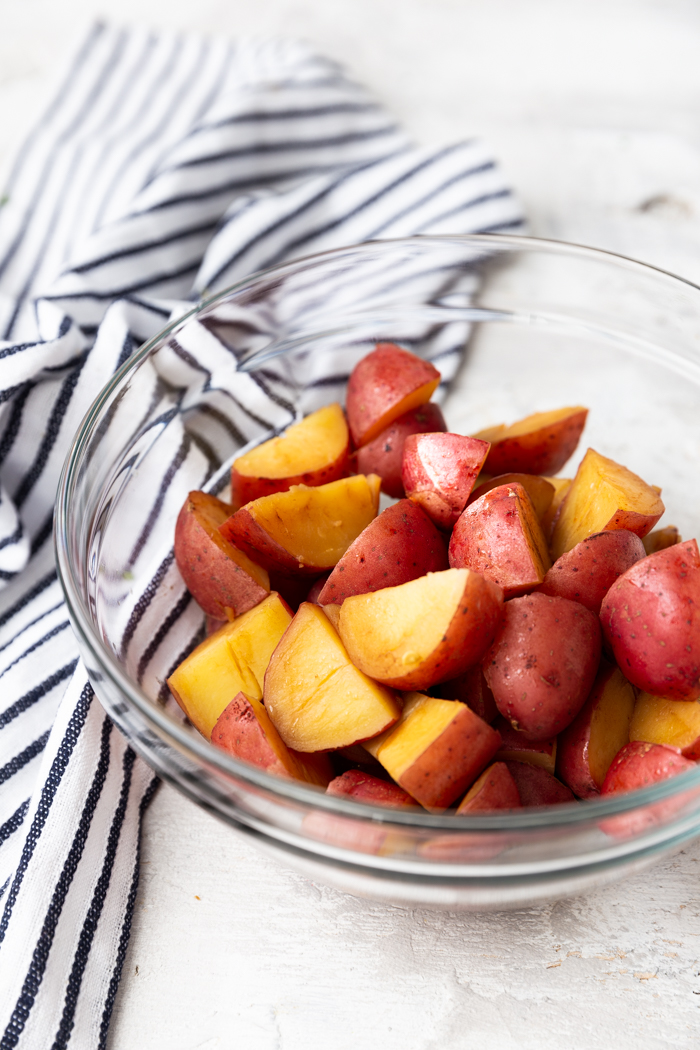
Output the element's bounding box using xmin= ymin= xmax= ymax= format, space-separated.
xmin=43 ymin=259 xmax=201 ymax=303
xmin=0 ymin=682 xmax=93 ymax=946
xmin=0 ymin=571 xmax=57 ymax=631
xmin=413 ymin=188 xmax=513 ymax=234
xmin=368 ymin=163 xmax=499 ymax=238
xmin=0 ymin=383 xmax=35 ymax=469
xmin=14 ymin=356 xmax=87 ymax=510
xmin=29 ymin=513 xmax=56 ymax=558
xmin=0 ymin=731 xmax=50 ymax=788
xmin=0 ymin=800 xmax=30 ymax=847
xmin=68 ymin=218 xmax=219 ymax=275
xmin=0 ymin=661 xmax=78 ymax=729
xmin=50 ymin=746 xmax=137 ymax=1050
xmin=119 ymin=551 xmax=174 ymax=659
xmin=156 ymin=124 xmax=400 ymax=176
xmin=136 ymin=589 xmax=192 ymax=683
xmin=0 ymin=716 xmax=112 ymax=1049
xmin=0 ymin=521 xmax=24 ymax=554
xmin=195 ymin=101 xmax=382 ymax=135
xmin=127 ymin=432 xmax=192 ymax=567
xmin=98 ymin=774 xmax=159 ymax=1050
xmin=0 ymin=620 xmax=71 ymax=682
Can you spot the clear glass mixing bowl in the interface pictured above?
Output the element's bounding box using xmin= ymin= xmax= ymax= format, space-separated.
xmin=55 ymin=235 xmax=700 ymax=911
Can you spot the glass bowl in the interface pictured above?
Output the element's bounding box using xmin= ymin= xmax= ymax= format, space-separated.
xmin=55 ymin=235 xmax=700 ymax=911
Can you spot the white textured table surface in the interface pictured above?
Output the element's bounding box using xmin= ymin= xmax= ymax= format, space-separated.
xmin=3 ymin=1 xmax=700 ymax=1047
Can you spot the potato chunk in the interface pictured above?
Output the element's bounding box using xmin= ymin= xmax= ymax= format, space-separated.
xmin=551 ymin=448 xmax=664 ymax=560
xmin=264 ymin=602 xmax=401 ymax=752
xmin=346 ymin=343 xmax=440 ymax=447
xmin=473 ymin=406 xmax=588 ymax=475
xmin=231 ymin=403 xmax=349 ymax=504
xmin=220 ymin=474 xmax=381 ymax=574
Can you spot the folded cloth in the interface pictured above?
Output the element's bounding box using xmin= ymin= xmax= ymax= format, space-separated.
xmin=0 ymin=23 xmax=524 ymax=1048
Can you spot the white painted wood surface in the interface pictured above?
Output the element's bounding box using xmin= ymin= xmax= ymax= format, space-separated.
xmin=3 ymin=1 xmax=700 ymax=1046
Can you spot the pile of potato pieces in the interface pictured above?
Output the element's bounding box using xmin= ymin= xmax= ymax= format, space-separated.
xmin=168 ymin=341 xmax=700 ymax=839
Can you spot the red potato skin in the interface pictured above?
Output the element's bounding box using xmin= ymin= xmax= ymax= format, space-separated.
xmin=504 ymin=760 xmax=576 ymax=806
xmin=600 ymin=539 xmax=700 ymax=700
xmin=468 ymin=473 xmax=555 ymax=521
xmin=538 ymin=529 xmax=646 ymax=614
xmin=483 ymin=593 xmax=602 ymax=741
xmin=398 ymin=704 xmax=502 ymax=809
xmin=174 ymin=492 xmax=269 ymax=619
xmin=601 ymin=741 xmax=694 ymax=795
xmin=449 ymin=483 xmax=550 ymax=598
xmin=483 ymin=409 xmax=588 ymax=476
xmin=346 ymin=343 xmax=441 ymax=447
xmin=401 ymin=433 xmax=490 ymax=529
xmin=219 ymin=506 xmax=314 ymax=574
xmin=455 ymin=762 xmax=522 ymax=813
xmin=555 ymin=661 xmax=618 ymax=799
xmin=316 ymin=499 xmax=448 ymax=605
xmin=211 ymin=693 xmax=333 ymax=785
xmin=326 ymin=770 xmax=415 ymax=808
xmin=231 ymin=448 xmax=349 ymax=505
xmin=354 ymin=402 xmax=447 ymax=498
xmin=599 ymin=741 xmax=697 ymax=838
xmin=435 ymin=666 xmax=498 ymax=723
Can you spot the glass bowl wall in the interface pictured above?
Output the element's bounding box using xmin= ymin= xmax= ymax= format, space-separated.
xmin=56 ymin=235 xmax=700 ymax=911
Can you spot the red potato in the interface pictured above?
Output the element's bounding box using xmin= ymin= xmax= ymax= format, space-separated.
xmin=630 ymin=692 xmax=700 ymax=759
xmin=493 ymin=718 xmax=557 ymax=775
xmin=263 ymin=602 xmax=401 ymax=752
xmin=211 ymin=692 xmax=332 ymax=786
xmin=401 ymin=432 xmax=490 ymax=529
xmin=174 ymin=491 xmax=270 ymax=619
xmin=556 ymin=662 xmax=636 ymax=798
xmin=354 ymin=402 xmax=447 ymax=498
xmin=326 ymin=769 xmax=415 ymax=808
xmin=364 ymin=692 xmax=502 ymax=810
xmin=337 ymin=568 xmax=504 ymax=692
xmin=468 ymin=473 xmax=555 ymax=522
xmin=600 ymin=741 xmax=697 ymax=838
xmin=551 ymin=448 xmax=664 ymax=560
xmin=538 ymin=529 xmax=646 ymax=614
xmin=473 ymin=406 xmax=588 ymax=476
xmin=434 ymin=666 xmax=498 ymax=724
xmin=316 ymin=499 xmax=448 ymax=606
xmin=483 ymin=592 xmax=602 ymax=741
xmin=600 ymin=539 xmax=700 ymax=700
xmin=346 ymin=343 xmax=441 ymax=447
xmin=306 ymin=573 xmax=331 ymax=604
xmin=455 ymin=762 xmax=522 ymax=813
xmin=448 ymin=482 xmax=551 ymax=598
xmin=167 ymin=592 xmax=293 ymax=738
xmin=302 ymin=811 xmax=413 ymax=856
xmin=220 ymin=473 xmax=381 ymax=575
xmin=231 ymin=403 xmax=349 ymax=504
xmin=643 ymin=525 xmax=681 ymax=555
xmin=503 ymin=761 xmax=576 ymax=806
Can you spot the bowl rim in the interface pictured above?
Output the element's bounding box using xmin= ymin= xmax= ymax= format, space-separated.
xmin=54 ymin=231 xmax=700 ymax=832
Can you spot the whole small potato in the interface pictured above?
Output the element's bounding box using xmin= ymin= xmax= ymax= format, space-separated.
xmin=600 ymin=538 xmax=700 ymax=700
xmin=483 ymin=593 xmax=601 ymax=741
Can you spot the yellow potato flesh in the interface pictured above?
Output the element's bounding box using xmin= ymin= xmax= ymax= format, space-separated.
xmin=249 ymin=474 xmax=380 ymax=569
xmin=588 ymin=668 xmax=636 ymax=788
xmin=551 ymin=448 xmax=664 ymax=560
xmin=474 ymin=406 xmax=586 ymax=443
xmin=630 ymin=692 xmax=700 ymax=753
xmin=337 ymin=568 xmax=468 ymax=682
xmin=234 ymin=403 xmax=348 ymax=479
xmin=363 ymin=693 xmax=459 ymax=780
xmin=264 ymin=603 xmax=401 ymax=752
xmin=168 ymin=593 xmax=292 ymax=738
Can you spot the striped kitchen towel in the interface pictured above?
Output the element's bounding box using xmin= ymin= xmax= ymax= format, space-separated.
xmin=0 ymin=22 xmax=524 ymax=1048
